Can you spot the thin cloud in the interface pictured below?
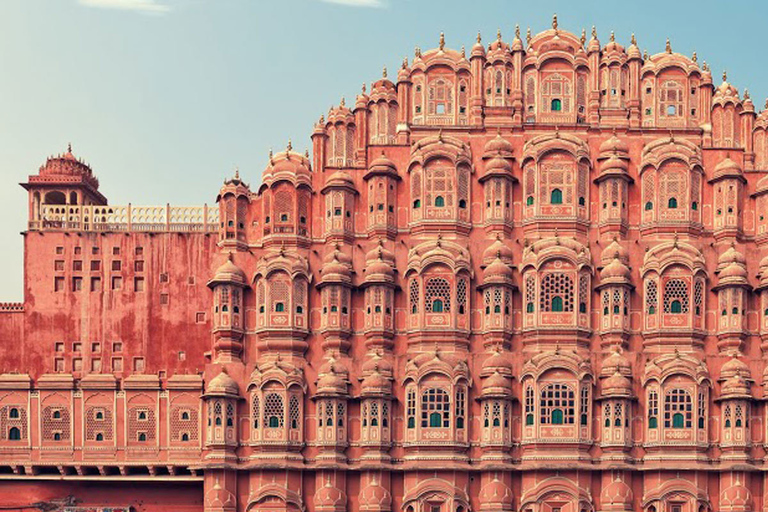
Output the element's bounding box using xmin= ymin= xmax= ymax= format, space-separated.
xmin=319 ymin=0 xmax=386 ymax=7
xmin=78 ymin=0 xmax=171 ymax=14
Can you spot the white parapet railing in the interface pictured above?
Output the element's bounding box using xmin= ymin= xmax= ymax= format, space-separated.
xmin=33 ymin=204 xmax=219 ymax=233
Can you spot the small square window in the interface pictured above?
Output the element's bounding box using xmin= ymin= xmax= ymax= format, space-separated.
xmin=112 ymin=357 xmax=123 ymax=372
xmin=135 ymin=247 xmax=143 ymax=256
xmin=74 ymin=247 xmax=82 ymax=255
xmin=90 ymin=260 xmax=101 ymax=271
xmin=73 ymin=260 xmax=83 ymax=272
xmin=159 ymin=273 xmax=169 ymax=283
xmin=73 ymin=358 xmax=83 ymax=372
xmin=91 ymin=247 xmax=99 ymax=255
xmin=160 ymin=293 xmax=169 ymax=305
xmin=187 ymin=276 xmax=195 ymax=285
xmin=90 ymin=277 xmax=102 ymax=292
xmin=112 ymin=247 xmax=120 ymax=256
xmin=91 ymin=342 xmax=101 ymax=353
xmin=56 ymin=247 xmax=64 ymax=255
xmin=113 ymin=342 xmax=123 ymax=352
xmin=54 ymin=260 xmax=64 ymax=272
xmin=54 ymin=358 xmax=65 ymax=373
xmin=133 ymin=357 xmax=145 ymax=372
xmin=195 ymin=312 xmax=205 ymax=323
xmin=111 ymin=261 xmax=122 ymax=272
xmin=54 ymin=342 xmax=64 ymax=352
xmin=178 ymin=351 xmax=186 ymax=361
xmin=134 ymin=277 xmax=145 ymax=292
xmin=54 ymin=277 xmax=65 ymax=292
xmin=436 ymin=103 xmax=446 ymax=114
xmin=111 ymin=276 xmax=123 ymax=290
xmin=73 ymin=342 xmax=82 ymax=352
xmin=72 ymin=277 xmax=83 ymax=292
xmin=91 ymin=358 xmax=102 ymax=372
xmin=134 ymin=260 xmax=144 ymax=272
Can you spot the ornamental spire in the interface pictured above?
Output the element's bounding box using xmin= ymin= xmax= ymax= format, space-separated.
xmin=692 ymin=51 xmax=697 ymax=62
xmin=497 ymin=28 xmax=502 ymax=40
xmin=552 ymin=13 xmax=558 ymax=30
xmin=526 ymin=27 xmax=532 ymax=46
xmin=631 ymin=33 xmax=637 ymax=46
xmin=382 ymin=66 xmax=387 ymax=78
xmin=580 ymin=28 xmax=586 ymax=46
xmin=723 ymin=70 xmax=728 ymax=82
xmin=665 ymin=38 xmax=672 ymax=54
xmin=610 ymin=31 xmax=615 ymax=42
xmin=477 ymin=31 xmax=481 ymax=44
xmin=439 ymin=32 xmax=445 ymax=51
xmin=515 ymin=24 xmax=520 ymax=39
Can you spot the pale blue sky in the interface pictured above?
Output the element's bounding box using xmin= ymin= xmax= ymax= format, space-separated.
xmin=0 ymin=0 xmax=766 ymax=299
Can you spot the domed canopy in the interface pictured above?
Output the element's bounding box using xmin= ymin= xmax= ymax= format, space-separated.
xmin=360 ymin=368 xmax=392 ymax=397
xmin=482 ymin=235 xmax=515 ymax=268
xmin=479 ymin=476 xmax=513 ymax=507
xmin=481 ymin=370 xmax=513 ymax=397
xmin=720 ymin=374 xmax=751 ymax=399
xmin=482 ymin=349 xmax=514 ymax=376
xmin=720 ymin=355 xmax=751 ymax=381
xmin=601 ymin=347 xmax=631 ymax=377
xmin=483 ymin=255 xmax=514 ymax=284
xmin=359 ymin=477 xmax=392 ymax=511
xmin=601 ymin=475 xmax=633 ymax=506
xmin=322 ymin=169 xmax=356 ymax=192
xmin=206 ymin=370 xmax=239 ymax=397
xmin=316 ymin=358 xmax=349 ymax=397
xmin=598 ymin=132 xmax=629 ymax=157
xmin=601 ymin=371 xmax=633 ymax=398
xmin=600 ymin=238 xmax=629 ymax=266
xmin=480 ymin=154 xmax=514 ymax=180
xmin=482 ymin=130 xmax=514 ymax=160
xmin=208 ymin=255 xmax=248 ymax=288
xmin=365 ymin=152 xmax=399 ymax=180
xmin=26 ymin=144 xmax=104 ymax=200
xmin=599 ymin=256 xmax=631 ymax=285
xmin=320 ymin=252 xmax=352 ymax=286
xmin=314 ymin=481 xmax=347 ymax=509
xmin=711 ymin=156 xmax=744 ymax=183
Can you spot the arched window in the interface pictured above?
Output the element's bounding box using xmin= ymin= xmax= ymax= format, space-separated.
xmin=181 ymin=432 xmax=190 ymax=441
xmin=527 ymin=196 xmax=534 ymax=206
xmin=551 ymin=98 xmax=562 ymax=111
xmin=663 ymin=279 xmax=689 ymax=314
xmin=138 ymin=432 xmax=147 ymax=441
xmin=552 ymin=296 xmax=564 ymax=312
xmin=551 ymin=188 xmax=563 ymax=204
xmin=275 ymin=302 xmax=285 ymax=312
xmin=434 ymin=196 xmax=445 ymax=207
xmin=53 ymin=410 xmax=61 ymax=419
xmin=551 ymin=408 xmax=564 ymax=424
xmin=96 ymin=433 xmax=104 ymax=441
xmin=668 ymin=197 xmax=678 ymax=208
xmin=645 ymin=201 xmax=653 ymax=211
xmin=670 ymin=300 xmax=682 ymax=313
xmin=425 ymin=277 xmax=451 ymax=313
xmin=421 ymin=388 xmax=450 ymax=428
xmin=413 ymin=199 xmax=421 ymax=208
xmin=9 ymin=408 xmax=19 ymax=419
xmin=432 ymin=299 xmax=444 ymax=313
xmin=9 ymin=427 xmax=21 ymax=440
xmin=526 ymin=302 xmax=534 ymax=313
xmin=96 ymin=411 xmax=104 ymax=420
xmin=265 ymin=393 xmax=284 ymax=428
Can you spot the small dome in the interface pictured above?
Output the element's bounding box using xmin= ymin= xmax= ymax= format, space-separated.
xmin=598 ymin=154 xmax=629 ymax=176
xmin=207 ymin=370 xmax=239 ymax=396
xmin=324 ymin=244 xmax=353 ymax=267
xmin=361 ymin=351 xmax=393 ymax=376
xmin=324 ymin=169 xmax=355 ymax=189
xmin=720 ymin=480 xmax=752 ymax=511
xmin=479 ymin=477 xmax=513 ymax=506
xmin=483 ymin=131 xmax=514 ymax=159
xmin=600 ymin=256 xmax=631 ymax=282
xmin=721 ymin=355 xmax=751 ymax=381
xmin=316 ymin=362 xmax=348 ymax=396
xmin=599 ymin=132 xmax=629 ymax=156
xmin=721 ymin=374 xmax=751 ymax=398
xmin=482 ymin=236 xmax=514 ymax=267
xmin=361 ymin=368 xmax=392 ymax=396
xmin=482 ymin=370 xmax=513 ymax=395
xmin=719 ymin=260 xmax=748 ymax=281
xmin=714 ymin=156 xmax=743 ymax=179
xmin=602 ymin=371 xmax=632 ymax=397
xmin=718 ymin=243 xmax=747 ymax=267
xmin=602 ymin=347 xmax=631 ymax=377
xmin=484 ymin=256 xmax=513 ymax=280
xmin=321 ymin=253 xmax=352 ymax=282
xmin=208 ymin=256 xmax=248 ymax=288
xmin=314 ymin=481 xmax=347 ymax=508
xmin=365 ymin=239 xmax=395 ymax=265
xmin=365 ymin=256 xmax=394 ymax=279
xmin=482 ymin=349 xmax=513 ymax=375
xmin=359 ymin=477 xmax=392 ymax=510
xmin=601 ymin=238 xmax=629 ymax=266
xmin=367 ymin=152 xmax=398 ymax=178
xmin=483 ymin=154 xmax=513 ymax=176
xmin=601 ymin=476 xmax=633 ymax=506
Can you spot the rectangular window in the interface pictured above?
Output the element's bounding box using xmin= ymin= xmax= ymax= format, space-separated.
xmin=54 ymin=358 xmax=65 ymax=373
xmin=91 ymin=246 xmax=99 ymax=255
xmin=134 ymin=260 xmax=144 ymax=272
xmin=195 ymin=312 xmax=205 ymax=323
xmin=91 ymin=342 xmax=101 ymax=353
xmin=54 ymin=342 xmax=64 ymax=352
xmin=113 ymin=342 xmax=123 ymax=352
xmin=73 ymin=358 xmax=83 ymax=372
xmin=54 ymin=277 xmax=65 ymax=292
xmin=133 ymin=357 xmax=145 ymax=372
xmin=73 ymin=260 xmax=83 ymax=272
xmin=73 ymin=342 xmax=82 ymax=352
xmin=160 ymin=293 xmax=169 ymax=305
xmin=56 ymin=246 xmax=64 ymax=255
xmin=111 ymin=276 xmax=122 ymax=290
xmin=90 ymin=260 xmax=101 ymax=271
xmin=91 ymin=358 xmax=102 ymax=372
xmin=134 ymin=277 xmax=145 ymax=292
xmin=112 ymin=247 xmax=120 ymax=256
xmin=111 ymin=260 xmax=122 ymax=272
xmin=178 ymin=351 xmax=186 ymax=361
xmin=111 ymin=357 xmax=123 ymax=372
xmin=74 ymin=246 xmax=82 ymax=255
xmin=54 ymin=260 xmax=64 ymax=271
xmin=90 ymin=277 xmax=102 ymax=292
xmin=72 ymin=277 xmax=83 ymax=292
xmin=159 ymin=273 xmax=169 ymax=283
xmin=135 ymin=246 xmax=143 ymax=256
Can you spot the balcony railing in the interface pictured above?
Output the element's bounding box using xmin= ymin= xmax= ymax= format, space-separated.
xmin=31 ymin=204 xmax=219 ymax=233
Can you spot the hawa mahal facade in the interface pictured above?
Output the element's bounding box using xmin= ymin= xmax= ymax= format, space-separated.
xmin=5 ymin=16 xmax=768 ymax=512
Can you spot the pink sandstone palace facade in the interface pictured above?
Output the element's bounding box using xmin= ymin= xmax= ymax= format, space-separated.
xmin=5 ymin=16 xmax=768 ymax=512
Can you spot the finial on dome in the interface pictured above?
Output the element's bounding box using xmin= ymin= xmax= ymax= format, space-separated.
xmin=402 ymin=57 xmax=408 ymax=69
xmin=304 ymin=149 xmax=309 ymax=158
xmin=477 ymin=31 xmax=481 ymax=44
xmin=643 ymin=49 xmax=649 ymax=60
xmin=497 ymin=28 xmax=502 ymax=40
xmin=526 ymin=27 xmax=531 ymax=45
xmin=319 ymin=114 xmax=325 ymax=124
xmin=610 ymin=31 xmax=615 ymax=42
xmin=692 ymin=51 xmax=697 ymax=62
xmin=515 ymin=24 xmax=520 ymax=39
xmin=460 ymin=45 xmax=465 ymax=57
xmin=287 ymin=139 xmax=293 ymax=152
xmin=340 ymin=96 xmax=346 ymax=107
xmin=765 ymin=98 xmax=768 ymax=109
xmin=415 ymin=46 xmax=421 ymax=57
xmin=438 ymin=128 xmax=443 ymax=142
xmin=439 ymin=32 xmax=445 ymax=51
xmin=665 ymin=38 xmax=672 ymax=53
xmin=269 ymin=148 xmax=274 ymax=164
xmin=552 ymin=13 xmax=558 ymax=30
xmin=382 ymin=66 xmax=387 ymax=79
xmin=722 ymin=70 xmax=728 ymax=82
xmin=745 ymin=89 xmax=750 ymax=100
xmin=234 ymin=166 xmax=240 ymax=181
xmin=591 ymin=25 xmax=597 ymax=39
xmin=580 ymin=28 xmax=586 ymax=46
xmin=631 ymin=33 xmax=636 ymax=45
xmin=362 ymin=83 xmax=367 ymax=94
xmin=67 ymin=142 xmax=72 ymax=153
